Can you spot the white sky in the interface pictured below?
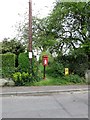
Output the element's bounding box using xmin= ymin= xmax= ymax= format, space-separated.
xmin=0 ymin=0 xmax=55 ymax=41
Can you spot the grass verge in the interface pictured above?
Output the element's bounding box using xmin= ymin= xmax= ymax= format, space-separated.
xmin=30 ymin=75 xmax=87 ymax=86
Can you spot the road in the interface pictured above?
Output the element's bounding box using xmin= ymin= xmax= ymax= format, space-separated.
xmin=2 ymin=91 xmax=88 ymax=118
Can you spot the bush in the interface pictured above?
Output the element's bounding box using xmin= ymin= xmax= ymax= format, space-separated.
xmin=12 ymin=71 xmax=42 ymax=86
xmin=63 ymin=74 xmax=85 ymax=83
xmin=47 ymin=61 xmax=64 ymax=77
xmin=70 ymin=52 xmax=88 ymax=76
xmin=12 ymin=72 xmax=31 ymax=86
xmin=19 ymin=52 xmax=42 ymax=78
xmin=18 ymin=52 xmax=42 ymax=78
xmin=12 ymin=52 xmax=43 ymax=86
xmin=57 ymin=51 xmax=88 ymax=77
xmin=18 ymin=52 xmax=30 ymax=73
xmin=12 ymin=72 xmax=22 ymax=86
xmin=21 ymin=72 xmax=29 ymax=83
xmin=1 ymin=53 xmax=15 ymax=78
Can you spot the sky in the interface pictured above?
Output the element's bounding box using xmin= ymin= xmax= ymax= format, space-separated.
xmin=0 ymin=0 xmax=55 ymax=41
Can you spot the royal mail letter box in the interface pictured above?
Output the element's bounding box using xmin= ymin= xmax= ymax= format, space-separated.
xmin=42 ymin=55 xmax=48 ymax=66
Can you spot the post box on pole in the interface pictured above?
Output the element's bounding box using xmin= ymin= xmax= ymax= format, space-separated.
xmin=42 ymin=55 xmax=48 ymax=79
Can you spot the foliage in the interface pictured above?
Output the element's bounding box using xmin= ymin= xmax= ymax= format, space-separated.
xmin=33 ymin=75 xmax=86 ymax=86
xmin=69 ymin=49 xmax=88 ymax=76
xmin=16 ymin=16 xmax=57 ymax=52
xmin=1 ymin=38 xmax=25 ymax=55
xmin=1 ymin=38 xmax=26 ymax=67
xmin=18 ymin=52 xmax=30 ymax=73
xmin=81 ymin=40 xmax=90 ymax=69
xmin=57 ymin=50 xmax=88 ymax=77
xmin=48 ymin=1 xmax=90 ymax=54
xmin=18 ymin=52 xmax=42 ymax=78
xmin=15 ymin=2 xmax=90 ymax=57
xmin=81 ymin=40 xmax=90 ymax=55
xmin=12 ymin=72 xmax=32 ymax=86
xmin=63 ymin=74 xmax=86 ymax=83
xmin=12 ymin=52 xmax=43 ymax=86
xmin=32 ymin=17 xmax=57 ymax=51
xmin=12 ymin=72 xmax=86 ymax=86
xmin=12 ymin=72 xmax=22 ymax=86
xmin=12 ymin=70 xmax=42 ymax=86
xmin=47 ymin=60 xmax=64 ymax=77
xmin=1 ymin=53 xmax=15 ymax=78
xmin=21 ymin=72 xmax=30 ymax=83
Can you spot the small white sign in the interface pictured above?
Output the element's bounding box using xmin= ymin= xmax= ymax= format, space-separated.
xmin=36 ymin=55 xmax=39 ymax=61
xmin=29 ymin=52 xmax=32 ymax=58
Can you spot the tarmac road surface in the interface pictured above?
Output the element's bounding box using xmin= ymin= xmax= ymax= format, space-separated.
xmin=1 ymin=91 xmax=88 ymax=118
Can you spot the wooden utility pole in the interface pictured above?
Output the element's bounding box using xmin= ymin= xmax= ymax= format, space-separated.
xmin=29 ymin=0 xmax=32 ymax=68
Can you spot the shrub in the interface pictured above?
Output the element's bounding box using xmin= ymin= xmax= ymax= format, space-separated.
xmin=63 ymin=74 xmax=85 ymax=83
xmin=47 ymin=61 xmax=64 ymax=78
xmin=19 ymin=52 xmax=42 ymax=79
xmin=1 ymin=53 xmax=15 ymax=78
xmin=57 ymin=51 xmax=88 ymax=77
xmin=18 ymin=52 xmax=30 ymax=73
xmin=12 ymin=52 xmax=43 ymax=86
xmin=12 ymin=71 xmax=42 ymax=86
xmin=12 ymin=72 xmax=23 ymax=86
xmin=70 ymin=53 xmax=88 ymax=76
xmin=12 ymin=72 xmax=32 ymax=86
xmin=21 ymin=72 xmax=29 ymax=83
xmin=12 ymin=53 xmax=42 ymax=86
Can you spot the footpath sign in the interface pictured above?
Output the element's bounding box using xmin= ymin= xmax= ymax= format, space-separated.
xmin=65 ymin=68 xmax=69 ymax=75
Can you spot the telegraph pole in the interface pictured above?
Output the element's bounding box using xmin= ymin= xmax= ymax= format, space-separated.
xmin=29 ymin=0 xmax=32 ymax=71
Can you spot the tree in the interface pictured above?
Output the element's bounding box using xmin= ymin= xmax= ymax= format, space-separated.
xmin=16 ymin=16 xmax=57 ymax=52
xmin=47 ymin=1 xmax=90 ymax=55
xmin=1 ymin=38 xmax=25 ymax=67
xmin=15 ymin=1 xmax=90 ymax=56
xmin=1 ymin=38 xmax=25 ymax=55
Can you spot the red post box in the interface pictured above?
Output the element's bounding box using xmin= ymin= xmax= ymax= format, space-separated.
xmin=42 ymin=55 xmax=48 ymax=66
xmin=42 ymin=55 xmax=48 ymax=79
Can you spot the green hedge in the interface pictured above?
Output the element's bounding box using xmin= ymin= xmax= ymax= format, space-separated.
xmin=18 ymin=52 xmax=30 ymax=73
xmin=1 ymin=53 xmax=15 ymax=78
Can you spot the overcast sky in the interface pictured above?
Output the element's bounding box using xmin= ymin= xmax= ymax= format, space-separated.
xmin=0 ymin=0 xmax=55 ymax=41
